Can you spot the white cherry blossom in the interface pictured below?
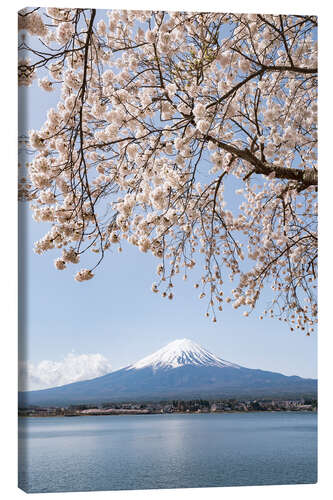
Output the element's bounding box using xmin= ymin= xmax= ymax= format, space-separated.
xmin=18 ymin=8 xmax=318 ymax=333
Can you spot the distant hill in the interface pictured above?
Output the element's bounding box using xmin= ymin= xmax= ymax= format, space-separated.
xmin=19 ymin=339 xmax=317 ymax=407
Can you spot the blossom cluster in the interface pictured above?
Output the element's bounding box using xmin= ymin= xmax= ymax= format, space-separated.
xmin=18 ymin=9 xmax=317 ymax=332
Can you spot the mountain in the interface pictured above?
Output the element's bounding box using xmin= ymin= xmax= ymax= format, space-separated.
xmin=19 ymin=339 xmax=317 ymax=407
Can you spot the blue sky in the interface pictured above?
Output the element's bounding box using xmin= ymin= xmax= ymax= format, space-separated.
xmin=18 ymin=11 xmax=317 ymax=388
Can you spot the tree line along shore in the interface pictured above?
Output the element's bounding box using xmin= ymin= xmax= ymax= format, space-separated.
xmin=19 ymin=397 xmax=317 ymax=417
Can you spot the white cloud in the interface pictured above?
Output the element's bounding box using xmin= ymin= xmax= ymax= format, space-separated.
xmin=19 ymin=353 xmax=113 ymax=391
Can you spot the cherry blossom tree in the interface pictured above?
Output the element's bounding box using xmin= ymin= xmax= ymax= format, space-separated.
xmin=18 ymin=8 xmax=317 ymax=333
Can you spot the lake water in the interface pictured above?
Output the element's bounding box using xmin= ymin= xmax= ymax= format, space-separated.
xmin=18 ymin=412 xmax=317 ymax=493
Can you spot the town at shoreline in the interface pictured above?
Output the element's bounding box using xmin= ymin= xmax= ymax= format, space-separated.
xmin=19 ymin=397 xmax=317 ymax=418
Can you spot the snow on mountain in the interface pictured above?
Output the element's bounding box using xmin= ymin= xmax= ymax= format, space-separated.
xmin=127 ymin=338 xmax=240 ymax=371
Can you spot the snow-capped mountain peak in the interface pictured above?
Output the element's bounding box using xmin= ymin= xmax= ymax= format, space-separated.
xmin=127 ymin=338 xmax=240 ymax=371
xmin=20 ymin=338 xmax=317 ymax=407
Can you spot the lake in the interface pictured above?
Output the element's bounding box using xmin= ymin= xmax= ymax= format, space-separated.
xmin=18 ymin=412 xmax=317 ymax=493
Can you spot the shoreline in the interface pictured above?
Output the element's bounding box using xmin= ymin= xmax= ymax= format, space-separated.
xmin=18 ymin=409 xmax=317 ymax=418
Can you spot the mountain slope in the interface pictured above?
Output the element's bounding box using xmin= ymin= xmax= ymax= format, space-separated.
xmin=19 ymin=339 xmax=317 ymax=406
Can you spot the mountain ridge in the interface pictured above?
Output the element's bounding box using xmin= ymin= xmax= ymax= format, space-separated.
xmin=19 ymin=339 xmax=317 ymax=407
